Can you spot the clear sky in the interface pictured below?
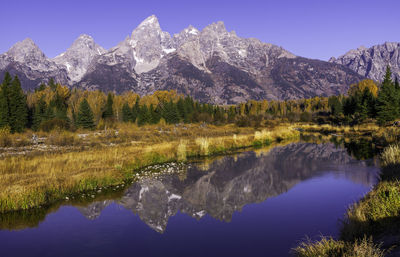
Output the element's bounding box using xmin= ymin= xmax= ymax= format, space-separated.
xmin=1 ymin=0 xmax=399 ymax=60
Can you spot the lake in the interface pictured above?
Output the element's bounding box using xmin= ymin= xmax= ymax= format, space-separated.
xmin=0 ymin=142 xmax=379 ymax=257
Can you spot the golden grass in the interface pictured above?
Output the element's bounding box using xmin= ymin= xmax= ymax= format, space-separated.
xmin=381 ymin=144 xmax=400 ymax=167
xmin=299 ymin=123 xmax=380 ymax=135
xmin=0 ymin=124 xmax=300 ymax=213
xmin=293 ymin=237 xmax=385 ymax=257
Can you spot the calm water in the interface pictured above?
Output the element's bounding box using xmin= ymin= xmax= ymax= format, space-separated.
xmin=0 ymin=142 xmax=379 ymax=257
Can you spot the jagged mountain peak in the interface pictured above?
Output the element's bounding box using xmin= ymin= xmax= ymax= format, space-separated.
xmin=330 ymin=41 xmax=400 ymax=81
xmin=7 ymin=38 xmax=46 ymax=61
xmin=183 ymin=25 xmax=200 ymax=35
xmin=15 ymin=37 xmax=36 ymax=47
xmin=124 ymin=15 xmax=174 ymax=73
xmin=0 ymin=38 xmax=69 ymax=89
xmin=132 ymin=15 xmax=162 ymax=36
xmin=204 ymin=21 xmax=227 ymax=33
xmin=53 ymin=34 xmax=106 ymax=82
xmin=72 ymin=34 xmax=98 ymax=46
xmin=139 ymin=15 xmax=159 ymax=26
xmin=77 ymin=33 xmax=94 ymax=40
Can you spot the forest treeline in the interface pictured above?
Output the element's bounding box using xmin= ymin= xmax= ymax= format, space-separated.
xmin=0 ymin=66 xmax=399 ymax=133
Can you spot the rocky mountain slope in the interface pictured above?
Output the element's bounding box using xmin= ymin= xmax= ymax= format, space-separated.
xmin=0 ymin=15 xmax=367 ymax=103
xmin=53 ymin=34 xmax=106 ymax=82
xmin=0 ymin=38 xmax=69 ymax=91
xmin=329 ymin=42 xmax=400 ymax=82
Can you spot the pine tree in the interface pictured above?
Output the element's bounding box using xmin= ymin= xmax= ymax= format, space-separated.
xmin=162 ymin=101 xmax=180 ymax=124
xmin=177 ymin=98 xmax=187 ymax=121
xmin=32 ymin=96 xmax=47 ymax=131
xmin=102 ymin=92 xmax=114 ymax=120
xmin=376 ymin=66 xmax=398 ymax=125
xmin=227 ymin=106 xmax=236 ymax=122
xmin=395 ymin=77 xmax=400 ymax=115
xmin=0 ymin=72 xmax=12 ymax=128
xmin=8 ymin=76 xmax=27 ymax=132
xmin=122 ymin=103 xmax=132 ymax=122
xmin=48 ymin=78 xmax=57 ymax=91
xmin=76 ymin=98 xmax=95 ymax=129
xmin=149 ymin=104 xmax=161 ymax=124
xmin=52 ymin=92 xmax=68 ymax=121
xmin=328 ymin=95 xmax=343 ymax=116
xmin=131 ymin=97 xmax=140 ymax=123
xmin=137 ymin=104 xmax=152 ymax=126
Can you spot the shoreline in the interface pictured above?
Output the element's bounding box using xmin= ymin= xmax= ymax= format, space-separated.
xmin=0 ymin=124 xmax=300 ymax=213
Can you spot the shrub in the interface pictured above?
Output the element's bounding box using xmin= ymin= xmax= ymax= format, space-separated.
xmin=45 ymin=130 xmax=77 ymax=146
xmin=40 ymin=118 xmax=69 ymax=132
xmin=300 ymin=112 xmax=313 ymax=122
xmin=0 ymin=126 xmax=11 ymax=147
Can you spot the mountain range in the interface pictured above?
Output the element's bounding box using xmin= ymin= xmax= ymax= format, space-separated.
xmin=1 ymin=15 xmax=399 ymax=104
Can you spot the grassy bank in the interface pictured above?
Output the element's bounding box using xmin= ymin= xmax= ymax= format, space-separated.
xmin=0 ymin=124 xmax=300 ymax=213
xmin=293 ymin=237 xmax=386 ymax=257
xmin=294 ymin=144 xmax=400 ymax=256
xmin=299 ymin=124 xmax=400 ymax=146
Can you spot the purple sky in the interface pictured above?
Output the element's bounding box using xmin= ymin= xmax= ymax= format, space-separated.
xmin=1 ymin=0 xmax=399 ymax=60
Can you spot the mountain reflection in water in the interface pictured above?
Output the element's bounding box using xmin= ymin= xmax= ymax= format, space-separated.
xmin=76 ymin=142 xmax=378 ymax=233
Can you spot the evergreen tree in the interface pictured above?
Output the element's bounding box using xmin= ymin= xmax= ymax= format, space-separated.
xmin=153 ymin=105 xmax=163 ymax=124
xmin=376 ymin=66 xmax=398 ymax=124
xmin=122 ymin=103 xmax=132 ymax=122
xmin=137 ymin=104 xmax=152 ymax=126
xmin=177 ymin=98 xmax=187 ymax=122
xmin=102 ymin=92 xmax=114 ymax=120
xmin=328 ymin=95 xmax=343 ymax=116
xmin=213 ymin=106 xmax=225 ymax=123
xmin=52 ymin=92 xmax=68 ymax=121
xmin=0 ymin=72 xmax=12 ymax=127
xmin=162 ymin=101 xmax=180 ymax=124
xmin=76 ymin=99 xmax=95 ymax=129
xmin=44 ymin=105 xmax=55 ymax=121
xmin=8 ymin=76 xmax=27 ymax=132
xmin=32 ymin=96 xmax=47 ymax=131
xmin=227 ymin=106 xmax=236 ymax=122
xmin=149 ymin=104 xmax=161 ymax=124
xmin=361 ymin=88 xmax=376 ymax=118
xmin=131 ymin=97 xmax=140 ymax=123
xmin=395 ymin=77 xmax=400 ymax=115
xmin=48 ymin=78 xmax=57 ymax=91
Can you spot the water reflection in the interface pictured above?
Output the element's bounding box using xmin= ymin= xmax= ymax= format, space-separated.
xmin=0 ymin=142 xmax=378 ymax=232
xmin=80 ymin=142 xmax=378 ymax=233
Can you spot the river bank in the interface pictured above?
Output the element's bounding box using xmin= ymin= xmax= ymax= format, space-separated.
xmin=294 ymin=144 xmax=400 ymax=257
xmin=0 ymin=123 xmax=300 ymax=213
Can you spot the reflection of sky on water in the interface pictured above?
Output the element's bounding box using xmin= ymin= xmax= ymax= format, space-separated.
xmin=0 ymin=143 xmax=379 ymax=257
